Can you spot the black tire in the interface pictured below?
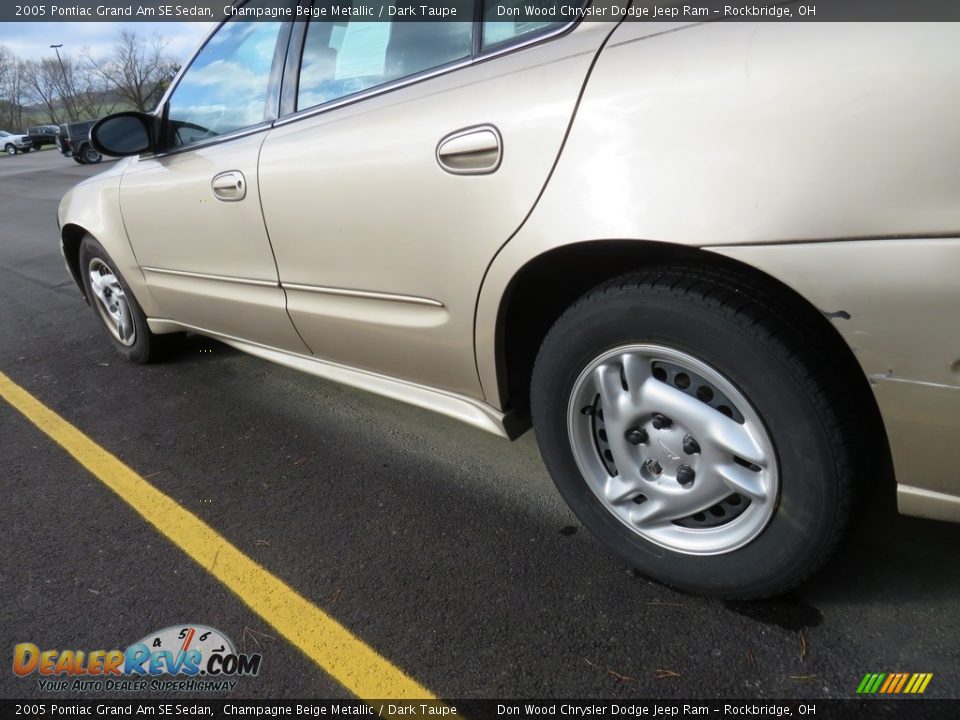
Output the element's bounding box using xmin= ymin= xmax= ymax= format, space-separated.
xmin=21 ymin=146 xmax=30 ymax=153
xmin=78 ymin=236 xmax=179 ymax=363
xmin=5 ymin=144 xmax=16 ymax=155
xmin=72 ymin=153 xmax=87 ymax=165
xmin=81 ymin=144 xmax=102 ymax=164
xmin=531 ymin=265 xmax=869 ymax=599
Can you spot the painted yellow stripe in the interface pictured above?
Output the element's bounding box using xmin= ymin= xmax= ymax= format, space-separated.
xmin=0 ymin=370 xmax=435 ymax=700
xmin=904 ymin=674 xmax=920 ymax=694
xmin=893 ymin=673 xmax=910 ymax=694
xmin=917 ymin=673 xmax=933 ymax=694
xmin=878 ymin=674 xmax=896 ymax=694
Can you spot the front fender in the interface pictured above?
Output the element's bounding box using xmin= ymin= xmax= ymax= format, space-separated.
xmin=57 ymin=159 xmax=160 ymax=316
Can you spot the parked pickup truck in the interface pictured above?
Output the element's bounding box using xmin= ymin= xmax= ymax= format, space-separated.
xmin=27 ymin=124 xmax=61 ymax=149
xmin=55 ymin=121 xmax=101 ymax=164
xmin=1 ymin=130 xmax=32 ymax=155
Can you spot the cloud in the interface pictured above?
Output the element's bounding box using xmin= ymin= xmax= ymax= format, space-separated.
xmin=0 ymin=21 xmax=215 ymax=62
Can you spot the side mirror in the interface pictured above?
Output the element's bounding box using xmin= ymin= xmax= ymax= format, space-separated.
xmin=90 ymin=112 xmax=156 ymax=157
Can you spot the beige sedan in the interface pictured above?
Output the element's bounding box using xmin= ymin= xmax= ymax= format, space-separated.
xmin=58 ymin=4 xmax=960 ymax=598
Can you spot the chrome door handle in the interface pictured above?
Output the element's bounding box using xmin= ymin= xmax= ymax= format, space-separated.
xmin=211 ymin=170 xmax=246 ymax=202
xmin=436 ymin=125 xmax=502 ymax=175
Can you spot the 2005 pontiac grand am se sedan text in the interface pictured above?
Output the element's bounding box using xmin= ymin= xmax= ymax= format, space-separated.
xmin=57 ymin=1 xmax=960 ymax=598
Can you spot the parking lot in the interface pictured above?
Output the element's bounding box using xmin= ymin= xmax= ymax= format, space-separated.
xmin=1 ymin=148 xmax=959 ymax=701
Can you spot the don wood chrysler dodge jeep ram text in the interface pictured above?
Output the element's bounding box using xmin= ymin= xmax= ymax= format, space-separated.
xmin=57 ymin=4 xmax=960 ymax=597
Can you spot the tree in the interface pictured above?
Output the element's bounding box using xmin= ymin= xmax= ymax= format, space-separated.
xmin=22 ymin=58 xmax=70 ymax=123
xmin=0 ymin=45 xmax=26 ymax=129
xmin=86 ymin=31 xmax=179 ymax=113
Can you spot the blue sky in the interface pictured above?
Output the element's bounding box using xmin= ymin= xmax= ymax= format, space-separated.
xmin=0 ymin=22 xmax=216 ymax=63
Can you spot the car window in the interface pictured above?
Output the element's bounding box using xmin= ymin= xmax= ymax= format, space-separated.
xmin=166 ymin=2 xmax=286 ymax=148
xmin=296 ymin=2 xmax=474 ymax=111
xmin=481 ymin=1 xmax=575 ymax=49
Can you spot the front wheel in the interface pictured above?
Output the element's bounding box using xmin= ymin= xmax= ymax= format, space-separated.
xmin=5 ymin=144 xmax=16 ymax=155
xmin=78 ymin=236 xmax=178 ymax=363
xmin=531 ymin=266 xmax=866 ymax=598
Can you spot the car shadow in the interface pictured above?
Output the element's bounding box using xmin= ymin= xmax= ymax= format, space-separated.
xmin=176 ymin=334 xmax=960 ymax=608
xmin=163 ymin=333 xmax=243 ymax=366
xmin=804 ymin=488 xmax=960 ymax=604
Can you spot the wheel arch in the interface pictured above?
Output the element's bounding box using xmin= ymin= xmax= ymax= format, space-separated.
xmin=58 ymin=173 xmax=160 ymax=317
xmin=61 ymin=223 xmax=90 ymax=301
xmin=488 ymin=239 xmax=893 ymax=485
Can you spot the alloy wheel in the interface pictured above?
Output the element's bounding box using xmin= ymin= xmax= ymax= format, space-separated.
xmin=566 ymin=344 xmax=779 ymax=556
xmin=87 ymin=258 xmax=136 ymax=346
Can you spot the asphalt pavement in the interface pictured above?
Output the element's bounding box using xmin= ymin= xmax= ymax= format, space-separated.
xmin=1 ymin=148 xmax=958 ymax=701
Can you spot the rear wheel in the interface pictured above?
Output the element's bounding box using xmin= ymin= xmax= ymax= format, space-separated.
xmin=78 ymin=236 xmax=178 ymax=363
xmin=81 ymin=144 xmax=102 ymax=164
xmin=531 ymin=266 xmax=867 ymax=598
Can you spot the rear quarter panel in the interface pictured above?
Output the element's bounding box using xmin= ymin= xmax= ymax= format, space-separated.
xmin=476 ymin=21 xmax=960 ymax=511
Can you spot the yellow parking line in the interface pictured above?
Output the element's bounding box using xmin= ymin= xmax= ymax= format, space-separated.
xmin=0 ymin=370 xmax=435 ymax=700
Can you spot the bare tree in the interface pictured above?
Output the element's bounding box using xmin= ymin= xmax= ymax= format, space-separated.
xmin=22 ymin=58 xmax=69 ymax=123
xmin=70 ymin=48 xmax=113 ymax=120
xmin=86 ymin=31 xmax=179 ymax=113
xmin=0 ymin=45 xmax=27 ymax=129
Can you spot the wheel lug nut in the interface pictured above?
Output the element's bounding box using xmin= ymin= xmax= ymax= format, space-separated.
xmin=682 ymin=435 xmax=700 ymax=455
xmin=625 ymin=427 xmax=648 ymax=445
xmin=644 ymin=459 xmax=663 ymax=477
xmin=677 ymin=465 xmax=696 ymax=487
xmin=652 ymin=413 xmax=673 ymax=430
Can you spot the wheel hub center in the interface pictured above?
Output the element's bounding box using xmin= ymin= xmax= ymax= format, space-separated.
xmin=635 ymin=415 xmax=699 ymax=488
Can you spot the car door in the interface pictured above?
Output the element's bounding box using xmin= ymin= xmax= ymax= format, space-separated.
xmin=258 ymin=6 xmax=619 ymax=396
xmin=119 ymin=4 xmax=309 ymax=354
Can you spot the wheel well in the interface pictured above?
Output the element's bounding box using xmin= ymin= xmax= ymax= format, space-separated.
xmin=61 ymin=224 xmax=88 ymax=300
xmin=495 ymin=240 xmax=698 ymax=417
xmin=495 ymin=240 xmax=891 ymax=472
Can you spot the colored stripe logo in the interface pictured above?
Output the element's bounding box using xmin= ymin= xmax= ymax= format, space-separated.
xmin=857 ymin=672 xmax=933 ymax=694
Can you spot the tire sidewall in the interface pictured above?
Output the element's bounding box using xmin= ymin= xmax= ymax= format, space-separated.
xmin=532 ymin=286 xmax=841 ymax=597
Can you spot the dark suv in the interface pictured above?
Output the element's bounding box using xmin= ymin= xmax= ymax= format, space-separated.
xmin=27 ymin=124 xmax=60 ymax=149
xmin=56 ymin=121 xmax=102 ymax=164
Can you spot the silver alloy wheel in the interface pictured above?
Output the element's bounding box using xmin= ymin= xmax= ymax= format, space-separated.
xmin=5 ymin=144 xmax=15 ymax=155
xmin=567 ymin=344 xmax=779 ymax=556
xmin=88 ymin=258 xmax=136 ymax=346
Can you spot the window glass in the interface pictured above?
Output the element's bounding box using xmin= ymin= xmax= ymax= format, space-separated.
xmin=482 ymin=1 xmax=577 ymax=49
xmin=297 ymin=2 xmax=474 ymax=111
xmin=166 ymin=4 xmax=284 ymax=147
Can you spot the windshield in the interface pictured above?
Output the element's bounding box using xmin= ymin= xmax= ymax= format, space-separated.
xmin=0 ymin=131 xmax=9 ymax=138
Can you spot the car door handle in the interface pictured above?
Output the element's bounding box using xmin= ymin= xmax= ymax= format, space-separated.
xmin=436 ymin=125 xmax=502 ymax=175
xmin=211 ymin=170 xmax=246 ymax=202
